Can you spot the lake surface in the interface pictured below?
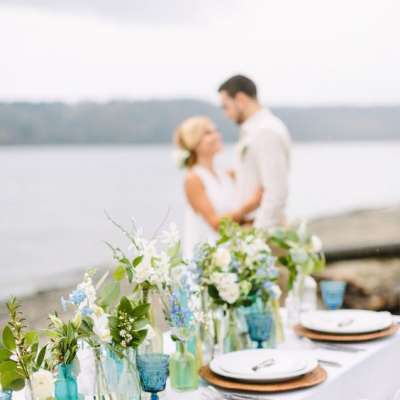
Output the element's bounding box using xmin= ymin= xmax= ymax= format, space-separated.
xmin=1 ymin=142 xmax=400 ymax=299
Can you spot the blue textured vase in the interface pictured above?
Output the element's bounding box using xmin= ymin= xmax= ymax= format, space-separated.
xmin=0 ymin=390 xmax=12 ymax=400
xmin=55 ymin=363 xmax=78 ymax=400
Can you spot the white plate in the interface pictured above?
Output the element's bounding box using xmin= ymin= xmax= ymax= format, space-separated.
xmin=209 ymin=350 xmax=318 ymax=382
xmin=301 ymin=310 xmax=393 ymax=334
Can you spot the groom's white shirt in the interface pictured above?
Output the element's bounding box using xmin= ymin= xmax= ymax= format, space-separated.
xmin=235 ymin=108 xmax=291 ymax=229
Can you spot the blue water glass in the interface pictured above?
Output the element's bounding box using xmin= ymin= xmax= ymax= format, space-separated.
xmin=0 ymin=390 xmax=12 ymax=400
xmin=245 ymin=312 xmax=273 ymax=349
xmin=136 ymin=353 xmax=169 ymax=400
xmin=320 ymin=280 xmax=347 ymax=310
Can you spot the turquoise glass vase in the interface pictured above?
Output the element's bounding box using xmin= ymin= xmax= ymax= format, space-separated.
xmin=55 ymin=363 xmax=78 ymax=400
xmin=169 ymin=341 xmax=199 ymax=392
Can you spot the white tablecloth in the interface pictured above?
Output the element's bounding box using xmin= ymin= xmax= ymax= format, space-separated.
xmin=13 ymin=314 xmax=400 ymax=400
xmin=165 ymin=315 xmax=400 ymax=400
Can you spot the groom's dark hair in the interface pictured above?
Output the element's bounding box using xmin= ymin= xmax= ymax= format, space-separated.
xmin=218 ymin=75 xmax=257 ymax=99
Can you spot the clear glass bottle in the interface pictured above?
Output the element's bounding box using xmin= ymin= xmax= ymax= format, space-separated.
xmin=223 ymin=308 xmax=241 ymax=353
xmin=169 ymin=340 xmax=199 ymax=392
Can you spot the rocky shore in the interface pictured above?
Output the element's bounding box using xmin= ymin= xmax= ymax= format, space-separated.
xmin=2 ymin=205 xmax=399 ymax=328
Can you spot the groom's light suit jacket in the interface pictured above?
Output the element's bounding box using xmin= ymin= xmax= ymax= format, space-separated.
xmin=235 ymin=108 xmax=291 ymax=230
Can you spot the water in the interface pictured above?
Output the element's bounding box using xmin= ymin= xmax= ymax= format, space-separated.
xmin=1 ymin=142 xmax=400 ymax=299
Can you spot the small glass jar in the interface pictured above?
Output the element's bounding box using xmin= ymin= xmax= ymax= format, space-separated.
xmin=169 ymin=340 xmax=199 ymax=392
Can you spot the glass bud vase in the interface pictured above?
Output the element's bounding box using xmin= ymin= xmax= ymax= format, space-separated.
xmin=286 ymin=272 xmax=317 ymax=326
xmin=223 ymin=308 xmax=241 ymax=353
xmin=116 ymin=348 xmax=142 ymax=400
xmin=0 ymin=390 xmax=12 ymax=400
xmin=169 ymin=340 xmax=199 ymax=392
xmin=55 ymin=363 xmax=78 ymax=400
xmin=139 ymin=289 xmax=163 ymax=354
xmin=94 ymin=348 xmax=113 ymax=400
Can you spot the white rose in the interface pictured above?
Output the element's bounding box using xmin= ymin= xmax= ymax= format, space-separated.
xmin=310 ymin=235 xmax=323 ymax=252
xmin=219 ymin=282 xmax=240 ymax=304
xmin=214 ymin=248 xmax=231 ymax=270
xmin=93 ymin=314 xmax=112 ymax=343
xmin=218 ymin=272 xmax=237 ymax=286
xmin=31 ymin=369 xmax=54 ymax=400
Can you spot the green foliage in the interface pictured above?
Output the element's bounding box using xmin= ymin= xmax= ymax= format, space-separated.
xmin=98 ymin=281 xmax=121 ymax=310
xmin=46 ymin=314 xmax=82 ymax=368
xmin=0 ymin=298 xmax=47 ymax=391
xmin=108 ymin=297 xmax=149 ymax=351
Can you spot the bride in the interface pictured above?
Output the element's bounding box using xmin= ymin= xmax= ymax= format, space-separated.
xmin=173 ymin=116 xmax=262 ymax=256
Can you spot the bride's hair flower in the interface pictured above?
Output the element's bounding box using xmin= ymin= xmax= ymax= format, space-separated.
xmin=172 ymin=148 xmax=190 ymax=169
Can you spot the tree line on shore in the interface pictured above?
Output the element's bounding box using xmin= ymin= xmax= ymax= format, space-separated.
xmin=0 ymin=100 xmax=399 ymax=144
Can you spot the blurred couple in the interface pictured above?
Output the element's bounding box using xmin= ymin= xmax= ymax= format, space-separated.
xmin=173 ymin=75 xmax=291 ymax=256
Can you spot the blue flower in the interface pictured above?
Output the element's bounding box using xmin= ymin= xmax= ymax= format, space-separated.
xmin=170 ymin=290 xmax=193 ymax=328
xmin=61 ymin=296 xmax=72 ymax=312
xmin=80 ymin=306 xmax=93 ymax=316
xmin=69 ymin=289 xmax=86 ymax=305
xmin=267 ymin=267 xmax=279 ymax=279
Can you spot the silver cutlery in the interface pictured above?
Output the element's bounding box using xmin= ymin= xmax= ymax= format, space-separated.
xmin=203 ymin=386 xmax=274 ymax=400
xmin=300 ymin=336 xmax=365 ymax=353
xmin=317 ymin=358 xmax=342 ymax=368
xmin=337 ymin=318 xmax=354 ymax=327
xmin=251 ymin=357 xmax=275 ymax=371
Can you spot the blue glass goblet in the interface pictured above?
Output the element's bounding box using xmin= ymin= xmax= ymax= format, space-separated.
xmin=246 ymin=312 xmax=273 ymax=349
xmin=137 ymin=353 xmax=169 ymax=400
xmin=320 ymin=280 xmax=347 ymax=310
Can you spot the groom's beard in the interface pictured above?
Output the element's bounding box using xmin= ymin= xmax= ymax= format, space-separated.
xmin=235 ymin=110 xmax=246 ymax=125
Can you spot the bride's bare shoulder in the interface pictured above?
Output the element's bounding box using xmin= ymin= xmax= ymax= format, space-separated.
xmin=184 ymin=170 xmax=204 ymax=191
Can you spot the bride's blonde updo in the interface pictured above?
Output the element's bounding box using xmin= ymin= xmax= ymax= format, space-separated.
xmin=174 ymin=116 xmax=212 ymax=168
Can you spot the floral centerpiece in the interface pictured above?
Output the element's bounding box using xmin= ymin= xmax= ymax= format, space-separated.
xmin=195 ymin=220 xmax=283 ymax=351
xmin=106 ymin=215 xmax=185 ymax=353
xmin=268 ymin=221 xmax=325 ymax=324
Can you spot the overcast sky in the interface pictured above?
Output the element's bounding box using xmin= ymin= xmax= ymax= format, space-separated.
xmin=1 ymin=0 xmax=399 ymax=105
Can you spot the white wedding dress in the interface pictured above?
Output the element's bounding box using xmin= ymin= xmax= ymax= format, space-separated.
xmin=183 ymin=165 xmax=237 ymax=257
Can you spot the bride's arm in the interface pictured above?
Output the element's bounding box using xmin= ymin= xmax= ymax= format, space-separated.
xmin=185 ymin=173 xmax=243 ymax=231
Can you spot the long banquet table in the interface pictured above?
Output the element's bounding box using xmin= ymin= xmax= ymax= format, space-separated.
xmin=165 ymin=313 xmax=400 ymax=400
xmin=12 ymin=313 xmax=400 ymax=400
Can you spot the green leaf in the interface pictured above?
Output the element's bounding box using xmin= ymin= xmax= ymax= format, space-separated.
xmin=2 ymin=326 xmax=15 ymax=351
xmin=35 ymin=345 xmax=47 ymax=369
xmin=132 ymin=303 xmax=150 ymax=320
xmin=113 ymin=265 xmax=126 ymax=281
xmin=0 ymin=370 xmax=25 ymax=391
xmin=24 ymin=330 xmax=39 ymax=347
xmin=119 ymin=296 xmax=134 ymax=314
xmin=132 ymin=255 xmax=144 ymax=267
xmin=98 ymin=281 xmax=120 ymax=309
xmin=0 ymin=348 xmax=12 ymax=362
xmin=0 ymin=360 xmax=18 ymax=373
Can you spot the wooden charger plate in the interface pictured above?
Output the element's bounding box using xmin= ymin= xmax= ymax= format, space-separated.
xmin=199 ymin=365 xmax=327 ymax=393
xmin=294 ymin=323 xmax=399 ymax=342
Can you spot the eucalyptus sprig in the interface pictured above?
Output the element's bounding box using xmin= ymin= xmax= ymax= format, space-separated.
xmin=0 ymin=297 xmax=47 ymax=391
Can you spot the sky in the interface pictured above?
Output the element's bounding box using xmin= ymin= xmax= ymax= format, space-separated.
xmin=1 ymin=0 xmax=400 ymax=105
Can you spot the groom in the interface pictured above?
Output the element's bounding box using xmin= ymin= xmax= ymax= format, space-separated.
xmin=218 ymin=75 xmax=291 ymax=229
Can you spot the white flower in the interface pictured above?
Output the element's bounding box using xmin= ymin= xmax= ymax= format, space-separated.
xmin=219 ymin=282 xmax=240 ymax=304
xmin=160 ymin=223 xmax=180 ymax=248
xmin=134 ymin=260 xmax=154 ymax=284
xmin=290 ymin=247 xmax=308 ymax=265
xmin=270 ymin=284 xmax=282 ymax=300
xmin=213 ymin=247 xmax=231 ymax=270
xmin=172 ymin=148 xmax=190 ymax=168
xmin=310 ymin=235 xmax=323 ymax=252
xmin=142 ymin=324 xmax=156 ymax=345
xmin=297 ymin=220 xmax=308 ymax=242
xmin=92 ymin=311 xmax=112 ymax=343
xmin=31 ymin=369 xmax=54 ymax=400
